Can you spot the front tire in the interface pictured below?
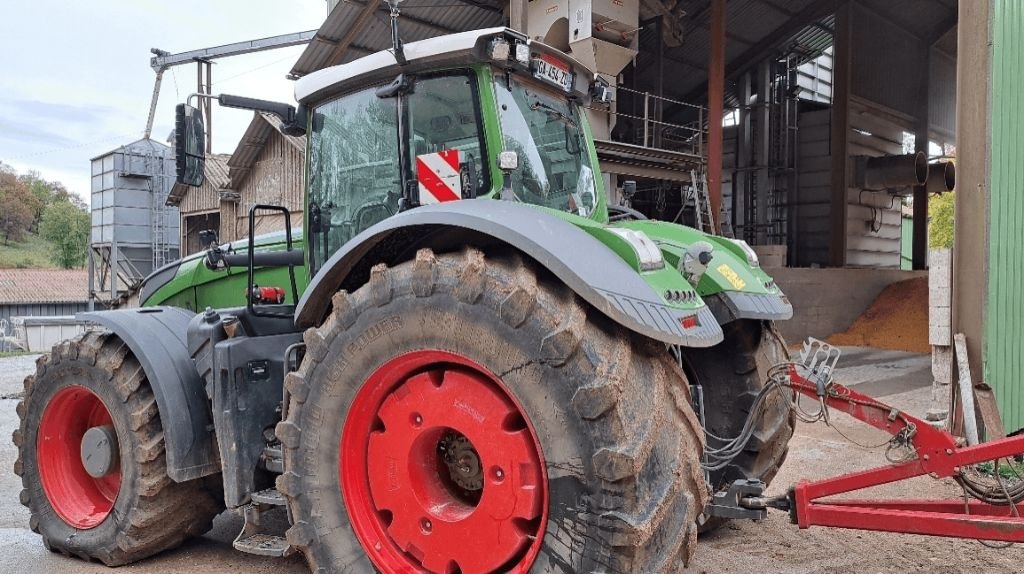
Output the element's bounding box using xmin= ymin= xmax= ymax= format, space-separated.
xmin=13 ymin=332 xmax=222 ymax=566
xmin=277 ymin=248 xmax=709 ymax=573
xmin=682 ymin=319 xmax=795 ymax=533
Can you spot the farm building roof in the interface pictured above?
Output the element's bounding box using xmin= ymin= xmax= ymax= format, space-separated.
xmin=0 ymin=269 xmax=89 ymax=304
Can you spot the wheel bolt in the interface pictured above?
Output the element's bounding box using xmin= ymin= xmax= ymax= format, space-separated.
xmin=420 ymin=518 xmax=432 ymax=534
xmin=491 ymin=466 xmax=505 ymax=483
xmin=411 ymin=413 xmax=423 ymax=427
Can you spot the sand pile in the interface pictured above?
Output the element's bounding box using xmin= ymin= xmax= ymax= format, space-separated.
xmin=828 ymin=276 xmax=930 ymax=353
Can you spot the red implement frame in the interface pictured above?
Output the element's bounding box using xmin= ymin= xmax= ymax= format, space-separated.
xmin=787 ymin=365 xmax=1024 ymax=543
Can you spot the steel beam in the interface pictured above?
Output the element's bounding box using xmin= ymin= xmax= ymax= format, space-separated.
xmin=707 ymin=0 xmax=725 ymax=234
xmin=829 ymin=1 xmax=851 ymax=267
xmin=912 ymin=43 xmax=930 ymax=270
xmin=150 ymin=31 xmax=317 ymax=72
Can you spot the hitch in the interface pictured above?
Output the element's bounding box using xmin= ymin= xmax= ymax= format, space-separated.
xmin=704 ymin=338 xmax=1024 ymax=544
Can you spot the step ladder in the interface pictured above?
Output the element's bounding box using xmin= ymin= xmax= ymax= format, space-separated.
xmin=689 ymin=169 xmax=716 ymax=235
xmin=233 ymin=488 xmax=294 ymax=557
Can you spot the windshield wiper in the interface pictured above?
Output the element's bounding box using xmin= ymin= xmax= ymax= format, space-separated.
xmin=530 ymin=100 xmax=577 ymax=128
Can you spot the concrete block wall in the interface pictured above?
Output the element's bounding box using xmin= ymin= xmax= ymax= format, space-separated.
xmin=766 ymin=266 xmax=928 ymax=344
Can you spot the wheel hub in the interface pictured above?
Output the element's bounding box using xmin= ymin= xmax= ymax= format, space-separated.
xmin=439 ymin=431 xmax=484 ymax=492
xmin=342 ymin=351 xmax=548 ymax=574
xmin=81 ymin=424 xmax=120 ymax=478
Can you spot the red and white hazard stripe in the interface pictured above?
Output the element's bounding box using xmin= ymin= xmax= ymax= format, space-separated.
xmin=416 ymin=150 xmax=461 ymax=205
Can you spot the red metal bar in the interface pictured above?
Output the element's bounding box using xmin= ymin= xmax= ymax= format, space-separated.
xmin=706 ymin=0 xmax=724 ymax=234
xmin=785 ymin=366 xmax=1024 ymax=542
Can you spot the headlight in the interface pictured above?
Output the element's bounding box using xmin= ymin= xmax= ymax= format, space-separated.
xmin=489 ymin=37 xmax=511 ymax=61
xmin=728 ymin=238 xmax=760 ymax=268
xmin=514 ymin=42 xmax=530 ymax=65
xmin=608 ymin=228 xmax=665 ymax=271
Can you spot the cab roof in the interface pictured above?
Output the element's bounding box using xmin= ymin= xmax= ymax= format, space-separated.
xmin=293 ymin=27 xmax=595 ymax=105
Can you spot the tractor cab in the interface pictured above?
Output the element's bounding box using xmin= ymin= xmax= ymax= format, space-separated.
xmin=297 ymin=29 xmax=609 ymax=275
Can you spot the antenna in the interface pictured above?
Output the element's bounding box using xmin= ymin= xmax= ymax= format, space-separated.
xmin=385 ymin=0 xmax=407 ymax=65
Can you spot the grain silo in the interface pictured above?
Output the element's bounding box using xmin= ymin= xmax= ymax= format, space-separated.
xmin=88 ymin=138 xmax=180 ymax=307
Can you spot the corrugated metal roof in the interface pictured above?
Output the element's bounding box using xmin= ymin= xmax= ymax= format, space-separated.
xmin=0 ymin=269 xmax=89 ymax=304
xmin=226 ymin=113 xmax=306 ymax=190
xmin=290 ymin=0 xmax=504 ymax=78
xmin=167 ymin=154 xmax=231 ymax=206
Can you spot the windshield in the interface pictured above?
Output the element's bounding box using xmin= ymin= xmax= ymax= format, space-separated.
xmin=493 ymin=76 xmax=597 ymax=216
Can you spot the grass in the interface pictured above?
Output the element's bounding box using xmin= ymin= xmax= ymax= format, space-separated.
xmin=977 ymin=459 xmax=1024 ymax=480
xmin=0 ymin=233 xmax=56 ymax=268
xmin=0 ymin=351 xmax=33 ymax=358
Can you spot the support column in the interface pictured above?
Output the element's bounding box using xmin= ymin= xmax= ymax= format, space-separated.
xmin=707 ymin=0 xmax=725 ymax=234
xmin=829 ymin=1 xmax=852 ymax=267
xmin=912 ymin=44 xmax=931 ymax=270
xmin=510 ymin=0 xmax=527 ymax=34
xmin=952 ymin=0 xmax=991 ymax=405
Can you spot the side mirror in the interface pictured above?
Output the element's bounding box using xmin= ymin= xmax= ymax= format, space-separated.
xmin=175 ymin=104 xmax=206 ymax=187
xmin=590 ymin=79 xmax=612 ymax=105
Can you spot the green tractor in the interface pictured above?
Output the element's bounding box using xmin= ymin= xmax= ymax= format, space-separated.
xmin=15 ymin=23 xmax=793 ymax=574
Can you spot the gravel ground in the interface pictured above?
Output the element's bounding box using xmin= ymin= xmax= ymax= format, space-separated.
xmin=1 ymin=347 xmax=1021 ymax=573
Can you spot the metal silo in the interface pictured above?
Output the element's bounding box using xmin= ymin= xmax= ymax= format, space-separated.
xmin=88 ymin=138 xmax=180 ymax=307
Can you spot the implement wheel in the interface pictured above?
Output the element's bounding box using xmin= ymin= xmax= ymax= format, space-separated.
xmin=13 ymin=332 xmax=221 ymax=565
xmin=277 ymin=248 xmax=708 ymax=573
xmin=682 ymin=319 xmax=795 ymax=533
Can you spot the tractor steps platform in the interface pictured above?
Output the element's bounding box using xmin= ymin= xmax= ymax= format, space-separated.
xmin=233 ymin=489 xmax=293 ymax=557
xmin=233 ymin=533 xmax=293 ymax=557
xmin=251 ymin=488 xmax=286 ymax=506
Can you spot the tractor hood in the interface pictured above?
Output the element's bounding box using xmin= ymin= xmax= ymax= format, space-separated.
xmin=564 ymin=215 xmax=793 ymax=325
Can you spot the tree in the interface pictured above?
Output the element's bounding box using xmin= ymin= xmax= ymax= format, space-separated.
xmin=0 ymin=166 xmax=35 ymax=245
xmin=929 ymin=192 xmax=955 ymax=249
xmin=40 ymin=201 xmax=90 ymax=268
xmin=18 ymin=171 xmax=54 ymax=231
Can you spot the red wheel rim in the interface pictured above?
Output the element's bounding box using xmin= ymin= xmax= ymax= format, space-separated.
xmin=37 ymin=386 xmax=121 ymax=529
xmin=342 ymin=350 xmax=548 ymax=573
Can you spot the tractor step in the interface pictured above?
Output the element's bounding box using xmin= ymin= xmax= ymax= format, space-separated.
xmin=233 ymin=490 xmax=292 ymax=558
xmin=233 ymin=533 xmax=293 ymax=557
xmin=251 ymin=488 xmax=286 ymax=506
xmin=261 ymin=445 xmax=284 ymax=473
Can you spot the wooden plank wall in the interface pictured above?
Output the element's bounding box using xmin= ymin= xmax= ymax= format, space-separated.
xmin=231 ymin=132 xmax=305 ymax=242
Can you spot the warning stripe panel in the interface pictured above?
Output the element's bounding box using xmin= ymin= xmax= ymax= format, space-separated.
xmin=416 ymin=150 xmax=461 ymax=204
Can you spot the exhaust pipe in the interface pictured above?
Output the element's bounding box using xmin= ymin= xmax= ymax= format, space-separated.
xmin=926 ymin=161 xmax=955 ymax=193
xmin=855 ymin=152 xmax=929 ymax=191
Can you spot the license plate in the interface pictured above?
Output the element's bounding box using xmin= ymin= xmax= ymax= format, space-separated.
xmin=532 ymin=55 xmax=574 ymax=92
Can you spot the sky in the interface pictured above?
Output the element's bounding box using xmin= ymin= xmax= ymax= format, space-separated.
xmin=0 ymin=0 xmax=330 ymax=200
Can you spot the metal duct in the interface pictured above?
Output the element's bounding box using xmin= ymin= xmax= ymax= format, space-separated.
xmin=855 ymin=152 xmax=929 ymax=191
xmin=926 ymin=161 xmax=956 ymax=193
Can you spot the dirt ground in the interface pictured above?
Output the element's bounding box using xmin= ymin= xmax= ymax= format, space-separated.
xmin=1 ymin=348 xmax=1022 ymax=573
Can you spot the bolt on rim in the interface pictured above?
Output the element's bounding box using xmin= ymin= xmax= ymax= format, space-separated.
xmin=342 ymin=350 xmax=548 ymax=573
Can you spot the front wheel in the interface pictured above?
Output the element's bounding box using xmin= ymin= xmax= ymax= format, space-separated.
xmin=13 ymin=332 xmax=222 ymax=565
xmin=277 ymin=248 xmax=709 ymax=573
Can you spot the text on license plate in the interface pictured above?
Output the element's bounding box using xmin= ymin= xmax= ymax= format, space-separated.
xmin=532 ymin=56 xmax=573 ymax=91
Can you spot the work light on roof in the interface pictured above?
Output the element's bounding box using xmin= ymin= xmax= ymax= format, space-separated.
xmin=489 ymin=37 xmax=511 ymax=62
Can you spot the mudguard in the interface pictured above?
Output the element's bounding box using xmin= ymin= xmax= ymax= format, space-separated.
xmin=295 ymin=200 xmax=724 ymax=347
xmin=79 ymin=307 xmax=219 ymax=482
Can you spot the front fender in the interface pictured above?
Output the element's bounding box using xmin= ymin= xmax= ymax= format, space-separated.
xmin=296 ymin=201 xmax=723 ymax=347
xmin=79 ymin=307 xmax=219 ymax=482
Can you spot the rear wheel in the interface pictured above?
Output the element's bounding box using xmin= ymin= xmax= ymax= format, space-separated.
xmin=277 ymin=248 xmax=709 ymax=573
xmin=682 ymin=319 xmax=794 ymax=532
xmin=13 ymin=332 xmax=222 ymax=565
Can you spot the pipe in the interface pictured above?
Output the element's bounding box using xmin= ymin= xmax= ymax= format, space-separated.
xmin=857 ymin=152 xmax=929 ymax=191
xmin=926 ymin=161 xmax=956 ymax=193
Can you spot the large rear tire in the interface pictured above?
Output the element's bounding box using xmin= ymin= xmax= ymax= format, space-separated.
xmin=13 ymin=331 xmax=222 ymax=566
xmin=277 ymin=248 xmax=709 ymax=573
xmin=682 ymin=319 xmax=794 ymax=533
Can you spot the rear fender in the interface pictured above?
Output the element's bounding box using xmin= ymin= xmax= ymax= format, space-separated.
xmin=79 ymin=307 xmax=219 ymax=482
xmin=295 ymin=201 xmax=723 ymax=347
